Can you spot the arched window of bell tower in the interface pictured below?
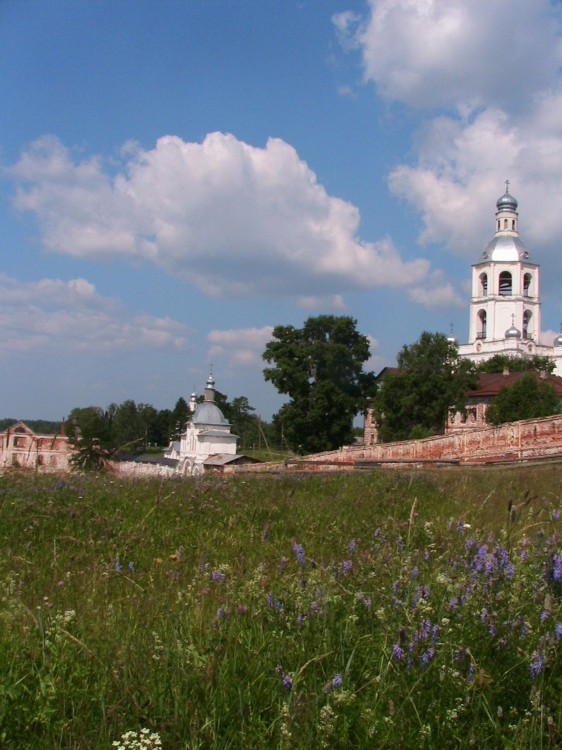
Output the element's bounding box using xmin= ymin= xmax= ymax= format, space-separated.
xmin=479 ymin=272 xmax=488 ymax=296
xmin=504 ymin=218 xmax=508 ymax=229
xmin=512 ymin=219 xmax=515 ymax=230
xmin=497 ymin=219 xmax=500 ymax=230
xmin=499 ymin=271 xmax=512 ymax=296
xmin=523 ymin=310 xmax=531 ymax=339
xmin=523 ymin=273 xmax=532 ymax=297
xmin=477 ymin=310 xmax=487 ymax=339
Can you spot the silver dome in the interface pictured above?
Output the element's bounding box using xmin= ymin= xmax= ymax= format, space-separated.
xmin=193 ymin=402 xmax=230 ymax=426
xmin=482 ymin=235 xmax=529 ymax=262
xmin=496 ymin=191 xmax=518 ymax=211
xmin=505 ymin=324 xmax=522 ymax=340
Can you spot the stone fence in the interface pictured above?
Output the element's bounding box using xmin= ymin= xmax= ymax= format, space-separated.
xmin=228 ymin=414 xmax=562 ymax=473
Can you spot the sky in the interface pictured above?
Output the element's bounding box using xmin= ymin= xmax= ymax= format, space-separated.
xmin=1 ymin=0 xmax=562 ymax=423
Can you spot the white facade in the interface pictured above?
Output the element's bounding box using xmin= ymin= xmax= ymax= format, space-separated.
xmin=165 ymin=373 xmax=238 ymax=475
xmin=458 ymin=188 xmax=562 ymax=375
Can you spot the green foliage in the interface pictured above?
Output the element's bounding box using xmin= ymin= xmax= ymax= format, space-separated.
xmin=0 ymin=467 xmax=562 ymax=748
xmin=263 ymin=315 xmax=376 ymax=453
xmin=486 ymin=373 xmax=561 ymax=425
xmin=373 ymin=332 xmax=478 ymax=442
xmin=478 ymin=354 xmax=556 ymax=374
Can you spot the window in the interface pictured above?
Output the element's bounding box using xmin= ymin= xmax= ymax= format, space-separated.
xmin=504 ymin=218 xmax=508 ymax=229
xmin=523 ymin=273 xmax=532 ymax=297
xmin=499 ymin=271 xmax=512 ymax=296
xmin=477 ymin=310 xmax=487 ymax=339
xmin=523 ymin=310 xmax=531 ymax=339
xmin=479 ymin=272 xmax=488 ymax=296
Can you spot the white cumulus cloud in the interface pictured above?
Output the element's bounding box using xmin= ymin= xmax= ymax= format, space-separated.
xmin=8 ymin=132 xmax=430 ymax=299
xmin=0 ymin=274 xmax=189 ymax=354
xmin=340 ymin=0 xmax=562 ymax=110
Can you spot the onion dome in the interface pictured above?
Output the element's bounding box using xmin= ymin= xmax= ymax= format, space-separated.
xmin=496 ymin=190 xmax=518 ymax=211
xmin=505 ymin=323 xmax=522 ymax=340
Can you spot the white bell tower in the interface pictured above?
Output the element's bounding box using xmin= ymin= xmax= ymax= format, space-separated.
xmin=459 ymin=184 xmax=545 ymax=364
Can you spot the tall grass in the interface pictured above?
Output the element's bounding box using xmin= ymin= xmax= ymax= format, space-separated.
xmin=0 ymin=465 xmax=561 ymax=748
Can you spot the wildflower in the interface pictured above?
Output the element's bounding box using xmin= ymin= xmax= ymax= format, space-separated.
xmin=420 ymin=648 xmax=435 ymax=669
xmin=236 ymin=604 xmax=248 ymax=615
xmin=282 ymin=673 xmax=293 ymax=691
xmin=348 ymin=538 xmax=356 ymax=553
xmin=554 ymin=622 xmax=562 ymax=640
xmin=551 ymin=554 xmax=562 ymax=583
xmin=292 ymin=542 xmax=305 ymax=567
xmin=553 ymin=509 xmax=560 ymax=521
xmin=211 ymin=570 xmax=226 ymax=582
xmin=530 ymin=651 xmax=545 ymax=680
xmin=128 ymin=561 xmax=134 ymax=574
xmin=341 ymin=559 xmax=353 ymax=575
xmin=115 ymin=557 xmax=122 ymax=574
xmin=332 ymin=673 xmax=343 ymax=689
xmin=392 ymin=643 xmax=405 ymax=661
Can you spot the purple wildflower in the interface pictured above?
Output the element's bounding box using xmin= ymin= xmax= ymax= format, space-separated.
xmin=467 ymin=662 xmax=475 ymax=682
xmin=211 ymin=570 xmax=226 ymax=582
xmin=530 ymin=651 xmax=545 ymax=680
xmin=332 ymin=673 xmax=343 ymax=689
xmin=292 ymin=542 xmax=305 ymax=567
xmin=115 ymin=557 xmax=122 ymax=573
xmin=553 ymin=509 xmax=560 ymax=521
xmin=420 ymin=648 xmax=435 ymax=669
xmin=392 ymin=643 xmax=405 ymax=661
xmin=348 ymin=538 xmax=357 ymax=553
xmin=411 ymin=566 xmax=419 ymax=580
xmin=282 ymin=674 xmax=293 ymax=691
xmin=555 ymin=622 xmax=562 ymax=640
xmin=341 ymin=559 xmax=353 ymax=575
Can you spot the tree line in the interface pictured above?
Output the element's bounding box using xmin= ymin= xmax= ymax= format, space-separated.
xmin=2 ymin=316 xmax=560 ymax=457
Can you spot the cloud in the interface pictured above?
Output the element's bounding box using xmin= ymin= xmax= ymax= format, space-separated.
xmin=387 ymin=102 xmax=562 ymax=272
xmin=0 ymin=274 xmax=189 ymax=354
xmin=207 ymin=326 xmax=275 ymax=368
xmin=342 ymin=0 xmax=562 ymax=110
xmin=297 ymin=294 xmax=347 ymax=311
xmin=8 ymin=132 xmax=430 ymax=299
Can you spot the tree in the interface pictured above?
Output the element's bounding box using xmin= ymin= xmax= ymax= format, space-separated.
xmin=373 ymin=332 xmax=478 ymax=443
xmin=263 ymin=315 xmax=376 ymax=453
xmin=478 ymin=354 xmax=555 ymax=375
xmin=486 ymin=373 xmax=561 ymax=425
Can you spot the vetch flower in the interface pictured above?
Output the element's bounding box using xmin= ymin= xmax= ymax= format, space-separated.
xmin=115 ymin=557 xmax=122 ymax=574
xmin=332 ymin=673 xmax=343 ymax=689
xmin=530 ymin=651 xmax=545 ymax=680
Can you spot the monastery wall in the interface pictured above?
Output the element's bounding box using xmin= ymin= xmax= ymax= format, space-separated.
xmin=229 ymin=414 xmax=562 ymax=473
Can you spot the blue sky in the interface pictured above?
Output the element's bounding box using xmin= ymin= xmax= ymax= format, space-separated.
xmin=1 ymin=0 xmax=561 ymax=422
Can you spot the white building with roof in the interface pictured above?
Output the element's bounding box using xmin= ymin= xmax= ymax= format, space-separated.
xmin=458 ymin=185 xmax=562 ymax=375
xmin=164 ymin=373 xmax=240 ymax=475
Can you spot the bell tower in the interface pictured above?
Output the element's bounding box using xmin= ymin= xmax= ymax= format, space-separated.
xmin=459 ymin=185 xmax=542 ymax=363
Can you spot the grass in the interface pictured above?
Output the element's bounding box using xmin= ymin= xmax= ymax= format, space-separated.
xmin=0 ymin=464 xmax=561 ymax=748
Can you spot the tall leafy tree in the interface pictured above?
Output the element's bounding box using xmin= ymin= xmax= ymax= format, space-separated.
xmin=478 ymin=354 xmax=555 ymax=374
xmin=263 ymin=315 xmax=376 ymax=453
xmin=486 ymin=373 xmax=561 ymax=425
xmin=373 ymin=332 xmax=478 ymax=442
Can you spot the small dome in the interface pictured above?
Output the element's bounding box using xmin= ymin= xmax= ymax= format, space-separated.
xmin=497 ymin=190 xmax=518 ymax=211
xmin=505 ymin=323 xmax=522 ymax=340
xmin=554 ymin=330 xmax=562 ymax=347
xmin=193 ymin=402 xmax=229 ymax=426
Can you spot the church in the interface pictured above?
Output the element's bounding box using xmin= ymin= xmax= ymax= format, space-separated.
xmin=457 ymin=184 xmax=562 ymax=375
xmin=164 ymin=372 xmax=249 ymax=474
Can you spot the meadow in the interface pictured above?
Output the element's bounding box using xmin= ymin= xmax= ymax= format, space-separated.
xmin=1 ymin=464 xmax=562 ymax=749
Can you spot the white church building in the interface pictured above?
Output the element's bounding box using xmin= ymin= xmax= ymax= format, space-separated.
xmin=165 ymin=372 xmax=240 ymax=475
xmin=457 ymin=185 xmax=562 ymax=375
